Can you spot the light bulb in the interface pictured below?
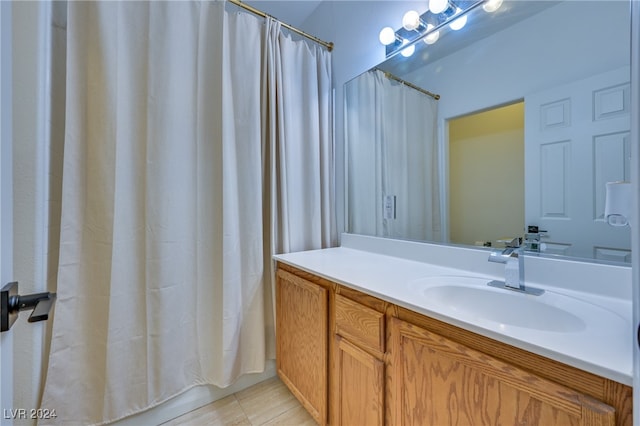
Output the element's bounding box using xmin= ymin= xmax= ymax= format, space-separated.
xmin=423 ymin=24 xmax=440 ymax=45
xmin=429 ymin=0 xmax=449 ymax=14
xmin=379 ymin=27 xmax=397 ymax=45
xmin=402 ymin=10 xmax=421 ymax=31
xmin=400 ymin=39 xmax=415 ymax=57
xmin=449 ymin=8 xmax=467 ymax=30
xmin=483 ymin=0 xmax=503 ymax=12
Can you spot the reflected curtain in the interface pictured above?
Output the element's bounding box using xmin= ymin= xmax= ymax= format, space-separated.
xmin=345 ymin=69 xmax=440 ymax=241
xmin=39 ymin=2 xmax=334 ymax=425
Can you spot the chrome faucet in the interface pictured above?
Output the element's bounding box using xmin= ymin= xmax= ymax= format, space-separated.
xmin=487 ymin=237 xmax=544 ymax=296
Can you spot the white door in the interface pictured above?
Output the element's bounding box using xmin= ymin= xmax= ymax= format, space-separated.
xmin=525 ymin=67 xmax=631 ymax=262
xmin=0 ymin=1 xmax=14 ymax=422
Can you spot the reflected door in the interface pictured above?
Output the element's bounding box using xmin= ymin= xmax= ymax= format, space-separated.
xmin=525 ymin=67 xmax=631 ymax=262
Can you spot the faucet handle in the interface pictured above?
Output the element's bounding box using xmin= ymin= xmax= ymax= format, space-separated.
xmin=496 ymin=237 xmax=522 ymax=247
xmin=503 ymin=237 xmax=522 ymax=248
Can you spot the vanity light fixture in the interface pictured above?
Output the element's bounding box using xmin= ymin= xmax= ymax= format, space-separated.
xmin=429 ymin=0 xmax=449 ymax=15
xmin=379 ymin=26 xmax=401 ymax=46
xmin=402 ymin=10 xmax=424 ymax=31
xmin=378 ymin=0 xmax=492 ymax=57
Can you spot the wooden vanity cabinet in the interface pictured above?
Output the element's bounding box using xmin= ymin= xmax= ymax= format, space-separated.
xmin=275 ymin=264 xmax=633 ymax=426
xmin=388 ymin=317 xmax=616 ymax=425
xmin=391 ymin=306 xmax=633 ymax=426
xmin=275 ymin=268 xmax=330 ymax=425
xmin=331 ymin=291 xmax=387 ymax=426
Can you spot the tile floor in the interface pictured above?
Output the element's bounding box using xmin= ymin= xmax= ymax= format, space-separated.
xmin=162 ymin=377 xmax=316 ymax=426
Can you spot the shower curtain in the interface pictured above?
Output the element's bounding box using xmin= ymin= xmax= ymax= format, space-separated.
xmin=345 ymin=69 xmax=440 ymax=241
xmin=39 ymin=2 xmax=335 ymax=425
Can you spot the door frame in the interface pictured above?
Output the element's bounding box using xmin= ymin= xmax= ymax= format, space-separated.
xmin=0 ymin=0 xmax=14 ymax=422
xmin=631 ymin=0 xmax=640 ymax=423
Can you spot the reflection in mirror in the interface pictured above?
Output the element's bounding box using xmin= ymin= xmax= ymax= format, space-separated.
xmin=345 ymin=0 xmax=632 ymax=264
xmin=345 ymin=69 xmax=440 ymax=241
xmin=449 ymin=101 xmax=524 ymax=247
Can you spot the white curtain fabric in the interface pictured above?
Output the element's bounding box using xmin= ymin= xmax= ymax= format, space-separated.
xmin=264 ymin=17 xmax=335 ymax=254
xmin=220 ymin=8 xmax=268 ymax=386
xmin=345 ymin=69 xmax=440 ymax=241
xmin=39 ymin=2 xmax=334 ymax=425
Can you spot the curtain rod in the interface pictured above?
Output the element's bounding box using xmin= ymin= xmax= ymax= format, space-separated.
xmin=379 ymin=70 xmax=441 ymax=100
xmin=228 ymin=0 xmax=334 ymax=51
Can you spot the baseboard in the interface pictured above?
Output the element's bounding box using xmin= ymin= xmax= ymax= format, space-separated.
xmin=113 ymin=360 xmax=277 ymax=426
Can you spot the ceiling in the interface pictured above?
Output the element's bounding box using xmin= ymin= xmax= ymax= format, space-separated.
xmin=243 ymin=0 xmax=324 ymax=28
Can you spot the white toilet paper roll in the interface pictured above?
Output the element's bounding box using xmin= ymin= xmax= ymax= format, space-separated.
xmin=604 ymin=181 xmax=631 ymax=227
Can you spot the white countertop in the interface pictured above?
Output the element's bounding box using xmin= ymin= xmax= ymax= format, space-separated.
xmin=274 ymin=241 xmax=633 ymax=386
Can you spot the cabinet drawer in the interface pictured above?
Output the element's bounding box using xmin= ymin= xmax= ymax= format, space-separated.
xmin=335 ymin=293 xmax=385 ymax=354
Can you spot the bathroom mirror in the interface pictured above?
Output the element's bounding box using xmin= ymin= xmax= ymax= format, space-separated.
xmin=345 ymin=0 xmax=632 ymax=263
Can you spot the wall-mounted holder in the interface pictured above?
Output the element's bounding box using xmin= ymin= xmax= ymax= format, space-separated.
xmin=604 ymin=181 xmax=632 ymax=227
xmin=1 ymin=282 xmax=56 ymax=332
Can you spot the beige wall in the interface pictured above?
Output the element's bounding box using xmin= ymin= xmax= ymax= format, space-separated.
xmin=448 ymin=102 xmax=524 ymax=247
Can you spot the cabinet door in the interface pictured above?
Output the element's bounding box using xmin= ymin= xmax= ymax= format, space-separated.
xmin=276 ymin=269 xmax=328 ymax=425
xmin=388 ymin=318 xmax=616 ymax=426
xmin=334 ymin=335 xmax=384 ymax=426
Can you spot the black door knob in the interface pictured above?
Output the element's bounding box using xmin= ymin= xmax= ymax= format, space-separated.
xmin=1 ymin=282 xmax=56 ymax=332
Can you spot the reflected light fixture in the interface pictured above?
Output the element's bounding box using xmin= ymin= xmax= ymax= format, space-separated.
xmin=483 ymin=0 xmax=504 ymax=13
xmin=400 ymin=39 xmax=415 ymax=57
xmin=429 ymin=0 xmax=449 ymax=15
xmin=448 ymin=8 xmax=467 ymax=30
xmin=423 ymin=24 xmax=440 ymax=45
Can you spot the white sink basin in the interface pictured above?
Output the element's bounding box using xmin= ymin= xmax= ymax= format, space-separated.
xmin=409 ymin=276 xmax=625 ymax=333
